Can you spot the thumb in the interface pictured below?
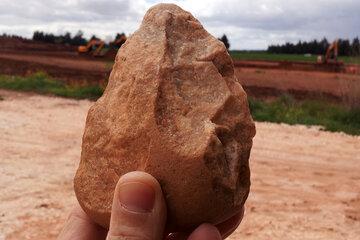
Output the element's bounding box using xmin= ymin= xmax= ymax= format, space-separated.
xmin=106 ymin=171 xmax=167 ymax=240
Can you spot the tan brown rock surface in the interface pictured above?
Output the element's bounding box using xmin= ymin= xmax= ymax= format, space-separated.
xmin=74 ymin=3 xmax=255 ymax=230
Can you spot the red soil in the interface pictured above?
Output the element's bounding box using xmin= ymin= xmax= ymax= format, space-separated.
xmin=0 ymin=37 xmax=359 ymax=100
xmin=235 ymin=67 xmax=360 ymax=100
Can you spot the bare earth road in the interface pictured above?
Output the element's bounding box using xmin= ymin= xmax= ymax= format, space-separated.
xmin=0 ymin=90 xmax=359 ymax=240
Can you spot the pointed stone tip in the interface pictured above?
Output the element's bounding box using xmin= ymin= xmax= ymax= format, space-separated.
xmin=148 ymin=3 xmax=185 ymax=12
xmin=143 ymin=3 xmax=195 ymax=25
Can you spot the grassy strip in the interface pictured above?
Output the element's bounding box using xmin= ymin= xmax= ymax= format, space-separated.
xmin=249 ymin=95 xmax=360 ymax=136
xmin=0 ymin=72 xmax=103 ymax=100
xmin=231 ymin=51 xmax=317 ymax=62
xmin=230 ymin=51 xmax=360 ymax=64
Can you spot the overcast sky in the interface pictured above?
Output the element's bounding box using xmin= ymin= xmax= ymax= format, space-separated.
xmin=0 ymin=0 xmax=359 ymax=49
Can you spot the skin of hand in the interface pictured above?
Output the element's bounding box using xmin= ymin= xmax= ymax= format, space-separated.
xmin=58 ymin=171 xmax=244 ymax=240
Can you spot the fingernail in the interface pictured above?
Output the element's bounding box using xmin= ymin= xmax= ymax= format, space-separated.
xmin=118 ymin=182 xmax=155 ymax=213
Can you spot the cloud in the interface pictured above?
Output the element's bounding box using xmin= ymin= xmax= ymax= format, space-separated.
xmin=169 ymin=0 xmax=360 ymax=48
xmin=0 ymin=0 xmax=359 ymax=49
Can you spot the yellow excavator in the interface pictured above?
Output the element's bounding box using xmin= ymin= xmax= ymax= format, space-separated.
xmin=316 ymin=39 xmax=344 ymax=72
xmin=324 ymin=39 xmax=339 ymax=63
xmin=78 ymin=39 xmax=105 ymax=57
xmin=77 ymin=35 xmax=127 ymax=58
xmin=317 ymin=39 xmax=340 ymax=64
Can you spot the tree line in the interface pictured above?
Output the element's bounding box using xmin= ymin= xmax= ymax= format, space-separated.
xmin=1 ymin=33 xmax=27 ymax=40
xmin=32 ymin=30 xmax=88 ymax=46
xmin=32 ymin=31 xmax=128 ymax=46
xmin=268 ymin=37 xmax=360 ymax=56
xmin=32 ymin=30 xmax=231 ymax=50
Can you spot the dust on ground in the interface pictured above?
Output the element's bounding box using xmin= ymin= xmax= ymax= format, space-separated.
xmin=0 ymin=89 xmax=359 ymax=240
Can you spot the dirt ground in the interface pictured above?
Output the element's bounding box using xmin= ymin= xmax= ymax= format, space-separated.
xmin=1 ymin=37 xmax=359 ymax=100
xmin=235 ymin=67 xmax=360 ymax=99
xmin=0 ymin=52 xmax=109 ymax=85
xmin=0 ymin=89 xmax=359 ymax=239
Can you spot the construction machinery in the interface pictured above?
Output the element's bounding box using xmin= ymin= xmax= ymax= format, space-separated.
xmin=77 ymin=39 xmax=105 ymax=57
xmin=317 ymin=39 xmax=341 ymax=64
xmin=77 ymin=34 xmax=127 ymax=59
xmin=316 ymin=39 xmax=344 ymax=72
xmin=324 ymin=39 xmax=339 ymax=63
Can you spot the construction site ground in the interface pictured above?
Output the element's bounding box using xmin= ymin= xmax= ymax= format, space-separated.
xmin=0 ymin=89 xmax=359 ymax=239
xmin=1 ymin=38 xmax=359 ymax=101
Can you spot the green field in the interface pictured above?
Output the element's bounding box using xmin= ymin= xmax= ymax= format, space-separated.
xmin=230 ymin=51 xmax=360 ymax=64
xmin=249 ymin=95 xmax=360 ymax=136
xmin=0 ymin=72 xmax=103 ymax=100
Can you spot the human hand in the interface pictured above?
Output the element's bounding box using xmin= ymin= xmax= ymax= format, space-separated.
xmin=58 ymin=171 xmax=244 ymax=240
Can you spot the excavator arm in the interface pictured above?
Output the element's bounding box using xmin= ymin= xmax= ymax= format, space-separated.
xmin=77 ymin=39 xmax=105 ymax=56
xmin=325 ymin=40 xmax=338 ymax=63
